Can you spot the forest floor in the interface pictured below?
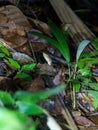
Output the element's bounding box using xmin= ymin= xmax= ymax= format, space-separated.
xmin=0 ymin=0 xmax=98 ymax=130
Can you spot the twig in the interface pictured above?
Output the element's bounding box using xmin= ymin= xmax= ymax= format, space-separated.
xmin=57 ymin=94 xmax=79 ymax=130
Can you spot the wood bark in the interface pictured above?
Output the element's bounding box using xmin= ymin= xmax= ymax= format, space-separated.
xmin=49 ymin=0 xmax=96 ymax=52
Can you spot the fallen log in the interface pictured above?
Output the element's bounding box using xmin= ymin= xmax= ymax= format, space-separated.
xmin=49 ymin=0 xmax=96 ymax=52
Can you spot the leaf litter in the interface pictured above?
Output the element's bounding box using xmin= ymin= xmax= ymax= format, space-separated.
xmin=0 ymin=1 xmax=98 ymax=130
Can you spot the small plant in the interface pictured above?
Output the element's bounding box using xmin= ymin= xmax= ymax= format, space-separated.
xmin=0 ymin=43 xmax=36 ymax=80
xmin=0 ymin=42 xmax=67 ymax=130
xmin=0 ymin=84 xmax=66 ymax=130
xmin=30 ymin=19 xmax=98 ymax=109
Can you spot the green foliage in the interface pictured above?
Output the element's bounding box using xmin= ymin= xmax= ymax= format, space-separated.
xmin=0 ymin=19 xmax=98 ymax=129
xmin=78 ymin=67 xmax=92 ymax=76
xmin=76 ymin=40 xmax=91 ymax=61
xmin=0 ymin=84 xmax=65 ymax=130
xmin=0 ymin=53 xmax=5 ymax=58
xmin=16 ymin=101 xmax=44 ymax=115
xmin=0 ymin=43 xmax=10 ymax=56
xmin=72 ymin=81 xmax=80 ymax=91
xmin=17 ymin=63 xmax=36 ymax=80
xmin=91 ymin=38 xmax=98 ymax=49
xmin=0 ymin=91 xmax=14 ymax=107
xmin=0 ymin=107 xmax=36 ymax=130
xmin=17 ymin=72 xmax=32 ymax=80
xmin=0 ymin=43 xmax=36 ymax=80
xmin=7 ymin=57 xmax=21 ymax=69
xmin=87 ymin=90 xmax=98 ymax=109
xmin=14 ymin=84 xmax=66 ymax=103
xmin=29 ymin=19 xmax=98 ymax=109
xmin=29 ymin=18 xmax=70 ymax=63
xmin=77 ymin=57 xmax=98 ymax=68
xmin=21 ymin=63 xmax=36 ymax=71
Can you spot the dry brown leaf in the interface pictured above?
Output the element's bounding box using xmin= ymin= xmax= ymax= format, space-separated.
xmin=28 ymin=76 xmax=45 ymax=92
xmin=86 ymin=112 xmax=98 ymax=125
xmin=28 ymin=18 xmax=52 ymax=36
xmin=0 ymin=76 xmax=12 ymax=90
xmin=0 ymin=5 xmax=31 ymax=32
xmin=74 ymin=115 xmax=95 ymax=127
xmin=0 ymin=5 xmax=31 ymax=50
xmin=11 ymin=52 xmax=34 ymax=65
xmin=14 ymin=75 xmax=45 ymax=92
xmin=53 ymin=70 xmax=65 ymax=85
xmin=28 ymin=29 xmax=48 ymax=52
xmin=37 ymin=63 xmax=57 ymax=76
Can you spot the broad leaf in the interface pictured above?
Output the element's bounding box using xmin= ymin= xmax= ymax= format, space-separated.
xmin=21 ymin=63 xmax=36 ymax=71
xmin=7 ymin=57 xmax=20 ymax=69
xmin=48 ymin=18 xmax=70 ymax=63
xmin=14 ymin=84 xmax=66 ymax=103
xmin=29 ymin=31 xmax=59 ymax=49
xmin=92 ymin=38 xmax=98 ymax=49
xmin=80 ymin=50 xmax=98 ymax=59
xmin=78 ymin=67 xmax=92 ymax=76
xmin=77 ymin=57 xmax=98 ymax=68
xmin=80 ymin=77 xmax=92 ymax=86
xmin=29 ymin=19 xmax=70 ymax=63
xmin=87 ymin=90 xmax=98 ymax=109
xmin=88 ymin=83 xmax=98 ymax=90
xmin=72 ymin=81 xmax=80 ymax=91
xmin=17 ymin=72 xmax=32 ymax=80
xmin=76 ymin=40 xmax=90 ymax=61
xmin=0 ymin=43 xmax=10 ymax=56
xmin=16 ymin=101 xmax=44 ymax=115
xmin=0 ymin=91 xmax=14 ymax=106
xmin=0 ymin=107 xmax=31 ymax=130
xmin=0 ymin=53 xmax=5 ymax=58
xmin=89 ymin=50 xmax=98 ymax=57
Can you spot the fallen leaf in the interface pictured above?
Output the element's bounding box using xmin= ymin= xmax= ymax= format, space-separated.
xmin=11 ymin=52 xmax=34 ymax=65
xmin=37 ymin=63 xmax=57 ymax=76
xmin=28 ymin=29 xmax=48 ymax=52
xmin=53 ymin=70 xmax=65 ymax=85
xmin=28 ymin=18 xmax=52 ymax=36
xmin=28 ymin=76 xmax=46 ymax=92
xmin=74 ymin=115 xmax=95 ymax=127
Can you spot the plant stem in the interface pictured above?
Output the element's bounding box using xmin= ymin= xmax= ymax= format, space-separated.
xmin=72 ymin=63 xmax=78 ymax=109
xmin=68 ymin=63 xmax=71 ymax=79
xmin=72 ymin=87 xmax=76 ymax=109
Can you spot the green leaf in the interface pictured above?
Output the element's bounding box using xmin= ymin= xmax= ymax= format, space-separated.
xmin=29 ymin=31 xmax=59 ymax=49
xmin=16 ymin=101 xmax=44 ymax=115
xmin=87 ymin=90 xmax=98 ymax=109
xmin=77 ymin=57 xmax=98 ymax=68
xmin=0 ymin=53 xmax=5 ymax=58
xmin=0 ymin=107 xmax=32 ymax=130
xmin=89 ymin=50 xmax=98 ymax=57
xmin=29 ymin=19 xmax=70 ymax=63
xmin=91 ymin=38 xmax=98 ymax=49
xmin=76 ymin=60 xmax=85 ymax=69
xmin=7 ymin=57 xmax=20 ymax=69
xmin=21 ymin=63 xmax=36 ymax=71
xmin=78 ymin=67 xmax=92 ymax=76
xmin=0 ymin=44 xmax=10 ymax=56
xmin=17 ymin=72 xmax=32 ymax=80
xmin=14 ymin=84 xmax=66 ymax=103
xmin=79 ymin=50 xmax=98 ymax=59
xmin=47 ymin=18 xmax=70 ymax=63
xmin=72 ymin=81 xmax=80 ymax=91
xmin=88 ymin=83 xmax=98 ymax=90
xmin=80 ymin=77 xmax=92 ymax=86
xmin=76 ymin=40 xmax=91 ymax=61
xmin=28 ymin=120 xmax=39 ymax=130
xmin=0 ymin=91 xmax=14 ymax=106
